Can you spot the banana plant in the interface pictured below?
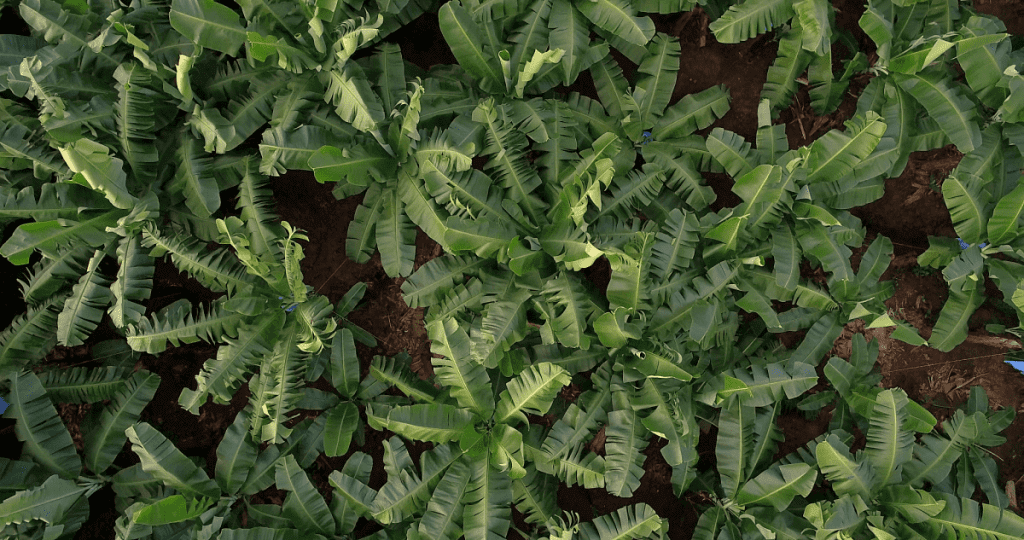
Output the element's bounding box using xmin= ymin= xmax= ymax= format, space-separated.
xmin=125 ymin=200 xmax=380 ymax=445
xmin=0 ymin=0 xmax=429 ymax=376
xmin=0 ymin=317 xmax=421 ymax=540
xmin=354 ymin=311 xmax=572 ymax=536
xmin=915 ymin=123 xmax=1024 ymax=350
xmin=307 ymin=42 xmax=480 ymax=278
xmin=692 ymin=379 xmax=1022 ymax=539
xmin=0 ymin=367 xmax=406 ymax=540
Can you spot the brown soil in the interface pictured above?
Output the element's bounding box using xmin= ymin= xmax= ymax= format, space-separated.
xmin=4 ymin=2 xmax=1024 ymax=540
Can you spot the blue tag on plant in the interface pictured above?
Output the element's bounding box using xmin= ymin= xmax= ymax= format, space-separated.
xmin=957 ymin=238 xmax=988 ymax=249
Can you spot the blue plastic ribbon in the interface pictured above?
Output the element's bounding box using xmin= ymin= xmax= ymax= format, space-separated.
xmin=278 ymin=296 xmax=298 ymax=312
xmin=1007 ymin=360 xmax=1024 ymax=375
xmin=957 ymin=238 xmax=988 ymax=249
xmin=0 ymin=397 xmax=7 ymax=415
xmin=641 ymin=131 xmax=652 ymax=145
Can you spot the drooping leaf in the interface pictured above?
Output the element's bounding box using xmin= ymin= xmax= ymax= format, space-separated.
xmin=82 ymin=370 xmax=161 ymax=475
xmin=57 ymin=249 xmax=112 ymax=347
xmin=126 ymin=298 xmax=246 ymax=354
xmin=793 ymin=0 xmax=831 ymax=54
xmin=604 ymin=389 xmax=649 ymax=498
xmin=247 ymin=32 xmax=321 ymax=74
xmin=323 ymin=402 xmax=360 ymax=458
xmin=716 ymin=398 xmax=754 ymax=498
xmin=169 ymin=0 xmax=247 ymax=56
xmin=635 ymin=33 xmax=680 ymax=126
xmin=816 ymin=434 xmax=875 ymax=498
xmin=0 ymin=298 xmax=61 ymax=378
xmin=589 ymin=54 xmax=630 ymax=120
xmin=576 ymin=0 xmax=655 ymax=48
xmin=605 ymin=231 xmax=655 ymax=313
xmin=323 ymin=61 xmax=386 ymax=137
xmin=140 ymin=224 xmax=250 ymax=294
xmin=710 ymin=0 xmax=795 ymax=43
xmin=171 ymin=136 xmax=221 ymax=217
xmin=736 ymin=462 xmax=816 ymax=511
xmin=909 ymin=492 xmax=1024 ymax=539
xmin=706 ymin=127 xmax=756 ymax=179
xmin=133 ymin=495 xmax=215 ymax=525
xmin=541 ymin=271 xmax=601 ymax=350
xmin=179 ymin=310 xmax=283 ymax=413
xmin=215 ymin=412 xmax=259 ymax=495
xmin=762 ymin=26 xmax=812 ymax=117
xmin=906 ymin=411 xmax=980 ymax=487
xmin=895 ymin=70 xmax=981 ymax=153
xmin=864 ymin=388 xmax=914 ymax=487
xmin=126 ymin=422 xmax=221 ymax=499
xmin=377 ymin=189 xmax=416 ymax=277
xmin=579 ymin=503 xmax=664 ymax=540
xmin=461 ymin=452 xmax=513 ymax=540
xmin=108 ymin=235 xmax=153 ymax=329
xmin=0 ymin=211 xmax=122 ymax=266
xmin=0 ymin=474 xmax=89 ymax=530
xmin=58 ymin=137 xmax=138 ymax=210
xmin=495 ymin=362 xmax=570 ymax=425
xmin=548 ymin=0 xmax=607 ymax=86
xmin=276 ymin=454 xmax=337 ymax=535
xmin=654 ymin=85 xmax=730 ymax=140
xmin=3 ymin=370 xmax=81 ymax=479
xmin=368 ymin=403 xmax=475 ymax=443
xmin=438 ymin=1 xmax=503 ymax=92
xmin=942 ymin=171 xmax=989 ymax=245
xmin=418 ymin=458 xmax=471 ymax=540
xmin=805 ymin=111 xmax=887 ymax=186
xmin=371 ymin=444 xmax=460 ymax=524
xmin=987 ymin=182 xmax=1024 ymax=244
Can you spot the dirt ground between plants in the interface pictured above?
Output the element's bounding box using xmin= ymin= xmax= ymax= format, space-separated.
xmin=4 ymin=2 xmax=1024 ymax=540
